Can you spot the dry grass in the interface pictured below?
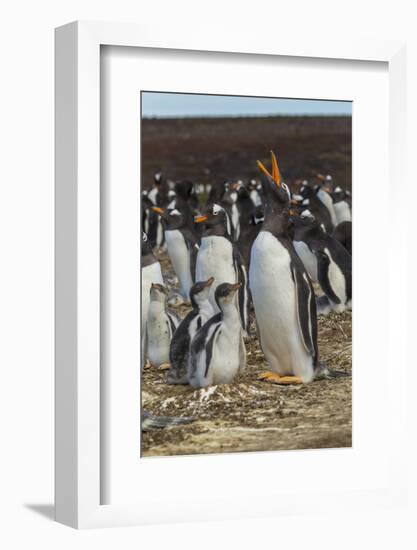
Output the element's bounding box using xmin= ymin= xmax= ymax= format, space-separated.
xmin=142 ymin=251 xmax=352 ymax=457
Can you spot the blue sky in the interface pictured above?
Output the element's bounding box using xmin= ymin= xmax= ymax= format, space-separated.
xmin=141 ymin=92 xmax=352 ymax=118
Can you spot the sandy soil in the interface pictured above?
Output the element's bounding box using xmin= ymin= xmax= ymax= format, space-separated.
xmin=141 ymin=251 xmax=352 ymax=457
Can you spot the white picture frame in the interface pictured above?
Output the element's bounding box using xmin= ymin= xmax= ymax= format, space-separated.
xmin=55 ymin=20 xmax=407 ymax=529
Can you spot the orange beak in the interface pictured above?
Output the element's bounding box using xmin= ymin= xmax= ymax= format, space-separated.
xmin=195 ymin=215 xmax=208 ymax=223
xmin=151 ymin=206 xmax=164 ymax=215
xmin=257 ymin=151 xmax=282 ymax=187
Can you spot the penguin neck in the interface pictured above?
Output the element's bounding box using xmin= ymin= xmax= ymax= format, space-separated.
xmin=203 ymin=224 xmax=230 ymax=239
xmin=148 ymin=300 xmax=166 ymax=317
xmin=263 ymin=203 xmax=290 ymax=238
xmin=219 ymin=301 xmax=239 ymax=322
xmin=198 ymin=298 xmax=214 ymax=319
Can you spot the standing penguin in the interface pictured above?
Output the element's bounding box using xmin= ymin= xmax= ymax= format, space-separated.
xmin=250 ymin=152 xmax=329 ymax=384
xmin=298 ymin=182 xmax=334 ymax=233
xmin=188 ymin=282 xmax=246 ymax=388
xmin=144 ymin=283 xmax=178 ymax=369
xmin=332 ymin=186 xmax=352 ymax=225
xmin=292 ymin=210 xmax=352 ymax=314
xmin=167 ymin=277 xmax=215 ymax=385
xmin=316 ymin=174 xmax=338 ymax=227
xmin=152 ymin=206 xmax=199 ymax=301
xmin=141 ymin=232 xmax=163 ymax=366
xmin=195 ymin=203 xmax=250 ymax=335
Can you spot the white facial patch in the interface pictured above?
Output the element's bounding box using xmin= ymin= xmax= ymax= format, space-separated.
xmin=292 ymin=194 xmax=303 ymax=201
xmin=335 ymin=186 xmax=342 ymax=192
xmin=167 ymin=199 xmax=176 ymax=210
xmin=300 ymin=209 xmax=314 ymax=220
xmin=212 ymin=203 xmax=224 ymax=215
xmin=169 ymin=209 xmax=181 ymax=216
xmin=302 ymin=198 xmax=310 ymax=206
xmin=142 ymin=232 xmax=148 ymax=242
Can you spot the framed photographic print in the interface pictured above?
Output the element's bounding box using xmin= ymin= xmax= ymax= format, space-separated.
xmin=55 ymin=21 xmax=407 ymax=528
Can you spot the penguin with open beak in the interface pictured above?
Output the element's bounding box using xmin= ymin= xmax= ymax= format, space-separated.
xmin=249 ymin=152 xmax=346 ymax=384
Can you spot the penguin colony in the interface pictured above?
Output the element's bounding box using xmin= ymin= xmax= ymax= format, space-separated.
xmin=142 ymin=153 xmax=351 ymax=396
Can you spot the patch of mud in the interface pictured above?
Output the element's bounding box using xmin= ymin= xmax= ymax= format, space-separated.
xmin=142 ymin=252 xmax=352 ymax=457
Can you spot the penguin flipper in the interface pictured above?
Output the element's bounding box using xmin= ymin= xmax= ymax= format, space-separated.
xmin=316 ymin=250 xmax=341 ymax=304
xmin=291 ymin=264 xmax=318 ymax=361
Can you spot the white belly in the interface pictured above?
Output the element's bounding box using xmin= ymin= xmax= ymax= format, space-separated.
xmin=165 ymin=230 xmax=193 ymax=299
xmin=325 ymin=247 xmax=347 ymax=309
xmin=211 ymin=323 xmax=242 ymax=384
xmin=334 ymin=201 xmax=351 ymax=224
xmin=196 ymin=236 xmax=236 ymax=310
xmin=146 ymin=307 xmax=172 ymax=366
xmin=249 ymin=232 xmax=314 ymax=381
xmin=293 ymin=240 xmax=318 ymax=282
xmin=141 ymin=262 xmax=163 ymax=329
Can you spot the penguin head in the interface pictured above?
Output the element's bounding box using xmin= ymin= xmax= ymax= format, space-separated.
xmin=190 ymin=277 xmax=215 ymax=308
xmin=194 ymin=203 xmax=232 ymax=236
xmin=256 ymin=151 xmax=291 ymax=208
xmin=149 ymin=283 xmax=168 ymax=303
xmin=214 ymin=282 xmax=241 ymax=310
xmin=316 ymin=173 xmax=334 ymax=194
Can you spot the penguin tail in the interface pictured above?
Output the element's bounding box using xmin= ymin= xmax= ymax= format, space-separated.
xmin=314 ymin=362 xmax=350 ymax=381
xmin=142 ymin=411 xmax=194 ymax=431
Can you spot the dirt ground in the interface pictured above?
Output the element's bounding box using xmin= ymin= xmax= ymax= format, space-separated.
xmin=141 ymin=251 xmax=352 ymax=457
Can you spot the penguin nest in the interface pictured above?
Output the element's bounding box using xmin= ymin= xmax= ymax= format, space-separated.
xmin=142 ymin=250 xmax=352 ymax=457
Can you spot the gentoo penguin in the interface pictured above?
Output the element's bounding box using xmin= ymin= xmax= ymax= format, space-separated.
xmin=146 ymin=172 xmax=170 ymax=249
xmin=195 ymin=203 xmax=250 ymax=335
xmin=291 ymin=210 xmax=352 ymax=314
xmin=152 ymin=206 xmax=199 ymax=301
xmin=141 ymin=232 xmax=163 ymax=366
xmin=316 ymin=174 xmax=338 ymax=227
xmin=174 ymin=180 xmax=200 ymax=237
xmin=166 ymin=277 xmax=215 ymax=385
xmin=248 ymin=178 xmax=263 ymax=207
xmin=250 ymin=152 xmax=336 ymax=384
xmin=144 ymin=283 xmax=178 ymax=369
xmin=332 ymin=186 xmax=352 ymax=225
xmin=188 ymin=282 xmax=246 ymax=388
xmin=298 ymin=181 xmax=334 ymax=233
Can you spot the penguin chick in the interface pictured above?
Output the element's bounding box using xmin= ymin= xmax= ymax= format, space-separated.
xmin=188 ymin=282 xmax=246 ymax=388
xmin=167 ymin=278 xmax=215 ymax=385
xmin=145 ymin=283 xmax=178 ymax=368
xmin=141 ymin=232 xmax=163 ymax=366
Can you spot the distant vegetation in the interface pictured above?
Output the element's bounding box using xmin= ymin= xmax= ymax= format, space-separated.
xmin=141 ymin=115 xmax=352 ymax=190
